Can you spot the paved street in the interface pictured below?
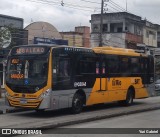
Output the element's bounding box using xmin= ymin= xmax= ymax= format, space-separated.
xmin=65 ymin=109 xmax=160 ymax=128
xmin=23 ymin=110 xmax=160 ymax=137
xmin=0 ymin=96 xmax=160 ymax=130
xmin=1 ymin=93 xmax=160 ymax=137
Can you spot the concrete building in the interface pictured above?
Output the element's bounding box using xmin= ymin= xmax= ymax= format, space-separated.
xmin=60 ymin=32 xmax=83 ymax=47
xmin=155 ymin=24 xmax=160 ymax=48
xmin=0 ymin=14 xmax=26 ymax=51
xmin=90 ymin=12 xmax=157 ymax=49
xmin=0 ymin=14 xmax=27 ymax=87
xmin=0 ymin=14 xmax=23 ymax=29
xmin=142 ymin=20 xmax=157 ymax=47
xmin=75 ymin=26 xmax=90 ymax=48
xmin=25 ymin=21 xmax=62 ymax=44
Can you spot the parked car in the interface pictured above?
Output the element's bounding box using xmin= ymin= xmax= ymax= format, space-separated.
xmin=155 ymin=79 xmax=160 ymax=91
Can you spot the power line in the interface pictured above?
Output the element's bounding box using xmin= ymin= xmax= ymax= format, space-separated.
xmin=105 ymin=3 xmax=123 ymax=12
xmin=109 ymin=0 xmax=126 ymax=11
xmin=81 ymin=0 xmax=101 ymax=4
xmin=27 ymin=0 xmax=99 ymax=12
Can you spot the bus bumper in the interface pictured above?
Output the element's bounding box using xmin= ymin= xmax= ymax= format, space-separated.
xmin=5 ymin=90 xmax=51 ymax=110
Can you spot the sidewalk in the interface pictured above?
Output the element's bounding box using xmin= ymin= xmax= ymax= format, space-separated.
xmin=0 ymin=88 xmax=6 ymax=98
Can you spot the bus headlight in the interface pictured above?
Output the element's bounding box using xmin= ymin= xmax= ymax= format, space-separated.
xmin=35 ymin=87 xmax=40 ymax=91
xmin=6 ymin=92 xmax=10 ymax=97
xmin=40 ymin=89 xmax=51 ymax=98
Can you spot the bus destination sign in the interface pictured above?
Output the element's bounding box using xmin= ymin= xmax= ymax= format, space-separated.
xmin=11 ymin=47 xmax=47 ymax=55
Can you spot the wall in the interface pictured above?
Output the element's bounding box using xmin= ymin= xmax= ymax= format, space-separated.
xmin=91 ymin=33 xmax=126 ymax=48
xmin=25 ymin=22 xmax=62 ymax=44
xmin=75 ymin=26 xmax=90 ymax=48
xmin=143 ymin=28 xmax=157 ymax=47
xmin=61 ymin=32 xmax=83 ymax=47
xmin=0 ymin=14 xmax=23 ymax=29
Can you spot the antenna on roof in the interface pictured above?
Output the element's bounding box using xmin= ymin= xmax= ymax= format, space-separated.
xmin=126 ymin=0 xmax=128 ymax=12
xmin=31 ymin=18 xmax=33 ymax=23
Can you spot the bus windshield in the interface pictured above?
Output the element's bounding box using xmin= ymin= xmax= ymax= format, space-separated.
xmin=6 ymin=56 xmax=48 ymax=87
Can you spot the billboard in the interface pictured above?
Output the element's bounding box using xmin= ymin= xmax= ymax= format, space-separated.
xmin=34 ymin=37 xmax=68 ymax=45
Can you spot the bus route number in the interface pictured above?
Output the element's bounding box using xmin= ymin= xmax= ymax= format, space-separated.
xmin=11 ymin=74 xmax=24 ymax=79
xmin=12 ymin=59 xmax=19 ymax=64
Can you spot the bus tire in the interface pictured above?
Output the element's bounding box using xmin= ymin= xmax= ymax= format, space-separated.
xmin=71 ymin=93 xmax=83 ymax=114
xmin=125 ymin=89 xmax=134 ymax=106
xmin=119 ymin=89 xmax=134 ymax=106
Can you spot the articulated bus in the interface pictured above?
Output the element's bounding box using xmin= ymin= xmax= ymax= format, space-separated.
xmin=5 ymin=45 xmax=154 ymax=113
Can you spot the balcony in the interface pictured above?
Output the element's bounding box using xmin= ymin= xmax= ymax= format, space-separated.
xmin=125 ymin=32 xmax=143 ymax=43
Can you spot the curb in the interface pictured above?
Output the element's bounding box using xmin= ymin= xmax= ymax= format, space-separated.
xmin=0 ymin=107 xmax=30 ymax=114
xmin=5 ymin=108 xmax=29 ymax=113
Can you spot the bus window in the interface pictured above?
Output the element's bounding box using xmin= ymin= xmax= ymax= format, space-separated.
xmin=141 ymin=58 xmax=148 ymax=74
xmin=130 ymin=58 xmax=140 ymax=73
xmin=79 ymin=58 xmax=95 ymax=74
xmin=120 ymin=57 xmax=129 ymax=74
xmin=58 ymin=59 xmax=70 ymax=77
xmin=107 ymin=55 xmax=119 ymax=74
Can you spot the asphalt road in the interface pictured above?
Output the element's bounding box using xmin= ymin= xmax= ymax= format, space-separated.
xmin=18 ymin=109 xmax=160 ymax=137
xmin=0 ymin=96 xmax=160 ymax=130
xmin=65 ymin=109 xmax=160 ymax=128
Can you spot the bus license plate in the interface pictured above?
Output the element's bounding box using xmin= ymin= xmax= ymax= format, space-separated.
xmin=20 ymin=99 xmax=27 ymax=104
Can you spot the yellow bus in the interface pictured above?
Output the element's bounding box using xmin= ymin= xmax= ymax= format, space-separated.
xmin=5 ymin=45 xmax=154 ymax=113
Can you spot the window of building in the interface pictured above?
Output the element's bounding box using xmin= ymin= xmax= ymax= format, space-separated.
xmin=103 ymin=24 xmax=108 ymax=32
xmin=146 ymin=31 xmax=149 ymax=38
xmin=117 ymin=27 xmax=123 ymax=32
xmin=93 ymin=24 xmax=99 ymax=32
xmin=151 ymin=32 xmax=156 ymax=40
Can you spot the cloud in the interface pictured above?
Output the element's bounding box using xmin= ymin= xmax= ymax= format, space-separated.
xmin=0 ymin=0 xmax=160 ymax=31
xmin=134 ymin=0 xmax=160 ymax=7
xmin=0 ymin=0 xmax=91 ymax=31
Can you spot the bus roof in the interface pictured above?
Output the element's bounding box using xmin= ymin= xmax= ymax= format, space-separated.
xmin=93 ymin=46 xmax=148 ymax=57
xmin=12 ymin=44 xmax=148 ymax=57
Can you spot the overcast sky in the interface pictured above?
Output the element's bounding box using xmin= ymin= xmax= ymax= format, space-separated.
xmin=0 ymin=0 xmax=160 ymax=31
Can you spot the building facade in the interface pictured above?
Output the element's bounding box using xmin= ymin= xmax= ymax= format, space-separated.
xmin=25 ymin=21 xmax=62 ymax=44
xmin=155 ymin=24 xmax=160 ymax=48
xmin=0 ymin=14 xmax=27 ymax=51
xmin=0 ymin=14 xmax=28 ymax=87
xmin=0 ymin=14 xmax=23 ymax=29
xmin=142 ymin=20 xmax=157 ymax=47
xmin=75 ymin=26 xmax=90 ymax=48
xmin=90 ymin=12 xmax=157 ymax=49
xmin=60 ymin=32 xmax=83 ymax=47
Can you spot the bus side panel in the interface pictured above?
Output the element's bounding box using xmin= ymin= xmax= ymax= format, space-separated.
xmin=86 ymin=78 xmax=109 ymax=105
xmin=50 ymin=88 xmax=92 ymax=110
xmin=135 ymin=88 xmax=149 ymax=99
xmin=86 ymin=77 xmax=149 ymax=105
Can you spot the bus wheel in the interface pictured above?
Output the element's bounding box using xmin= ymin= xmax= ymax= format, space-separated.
xmin=71 ymin=93 xmax=83 ymax=114
xmin=125 ymin=89 xmax=134 ymax=106
xmin=119 ymin=89 xmax=134 ymax=106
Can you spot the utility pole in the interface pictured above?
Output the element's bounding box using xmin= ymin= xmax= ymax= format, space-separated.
xmin=126 ymin=0 xmax=128 ymax=12
xmin=99 ymin=0 xmax=104 ymax=47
